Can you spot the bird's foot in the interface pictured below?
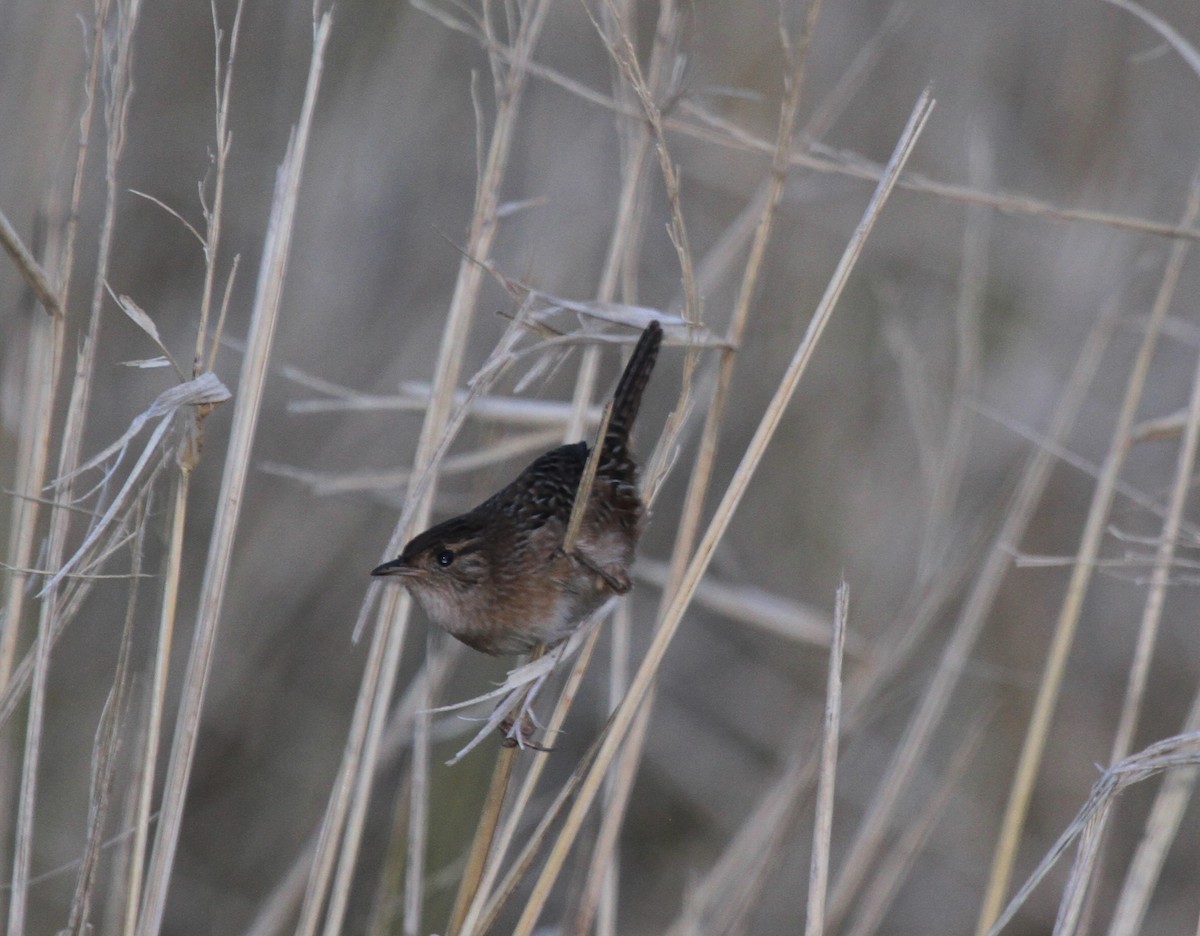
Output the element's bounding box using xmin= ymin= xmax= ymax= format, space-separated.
xmin=495 ymin=663 xmax=555 ymax=752
xmin=498 ymin=711 xmax=553 ymax=752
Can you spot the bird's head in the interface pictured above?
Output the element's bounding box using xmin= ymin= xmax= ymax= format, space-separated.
xmin=371 ymin=516 xmax=494 ymax=634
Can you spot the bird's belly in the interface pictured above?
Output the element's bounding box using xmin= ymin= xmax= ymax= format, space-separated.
xmin=483 ymin=563 xmax=610 ymax=654
xmin=429 ymin=536 xmax=633 ymax=655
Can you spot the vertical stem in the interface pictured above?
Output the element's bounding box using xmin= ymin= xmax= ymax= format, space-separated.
xmin=9 ymin=0 xmax=139 ymax=928
xmin=123 ymin=470 xmax=188 ymax=936
xmin=136 ymin=18 xmax=331 ymax=935
xmin=804 ymin=583 xmax=848 ymax=936
xmin=445 ymin=748 xmax=519 ymax=935
xmin=974 ymin=165 xmax=1200 ymax=935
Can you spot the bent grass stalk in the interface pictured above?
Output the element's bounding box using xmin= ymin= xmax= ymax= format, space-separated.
xmin=510 ymin=88 xmax=934 ymax=936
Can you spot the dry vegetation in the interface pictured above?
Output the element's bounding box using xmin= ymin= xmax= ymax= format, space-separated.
xmin=5 ymin=0 xmax=1200 ymax=933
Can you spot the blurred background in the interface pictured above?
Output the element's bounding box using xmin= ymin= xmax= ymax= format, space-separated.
xmin=4 ymin=0 xmax=1200 ymax=933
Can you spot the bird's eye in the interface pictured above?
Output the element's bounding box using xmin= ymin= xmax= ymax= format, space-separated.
xmin=436 ymin=549 xmax=455 ymax=567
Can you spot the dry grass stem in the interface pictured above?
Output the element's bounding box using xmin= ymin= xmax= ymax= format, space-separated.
xmin=562 ymin=401 xmax=611 ymax=553
xmin=0 ymin=313 xmax=60 ymax=688
xmin=664 ymin=723 xmax=819 ymax=936
xmin=804 ymin=580 xmax=848 ymax=936
xmin=665 ymin=0 xmax=821 ymax=600
xmin=303 ymin=3 xmax=549 ymax=928
xmin=845 ymin=712 xmax=992 ymax=936
xmin=421 ymin=0 xmax=1200 ymax=245
xmin=473 ymin=733 xmax=607 ymax=935
xmin=563 ymin=22 xmax=832 ymax=923
xmin=64 ymin=513 xmax=143 ymax=935
xmin=260 ymin=426 xmax=563 ymax=496
xmin=970 ymin=399 xmax=1200 ymax=540
xmin=1066 ymin=183 xmax=1200 ymax=933
xmin=135 ymin=16 xmax=331 ymax=936
xmin=0 ymin=210 xmax=61 ymax=317
xmin=444 ymin=744 xmax=517 ymax=936
xmin=365 ymin=772 xmax=411 ymax=936
xmin=1052 ymin=190 xmax=1200 ymax=932
xmin=455 ymin=625 xmax=605 ymax=935
xmin=975 ymin=163 xmax=1200 ymax=936
xmin=9 ymin=3 xmax=1199 ymax=933
xmin=0 ymin=486 xmax=162 ymax=730
xmin=985 ymin=732 xmax=1200 ymax=936
xmin=56 ymin=0 xmax=113 ymax=313
xmin=194 ymin=0 xmax=245 ymax=369
xmin=916 ymin=122 xmax=991 ymax=582
xmin=566 ymin=0 xmax=647 ymax=441
xmin=570 ymin=688 xmax=647 ymax=936
xmin=312 ymin=562 xmax=409 ymax=936
xmin=826 ymin=291 xmax=1122 ymax=927
xmin=885 ymin=315 xmax=941 ymax=487
xmin=1106 ymin=689 xmax=1200 ymax=936
xmin=122 ymin=471 xmax=187 ymax=936
xmin=41 ymin=373 xmax=230 ymax=595
xmin=402 ymin=666 xmax=431 ymax=936
xmin=511 ymin=88 xmax=934 ymax=936
xmin=246 ymin=649 xmax=458 ymax=936
xmin=9 ymin=0 xmax=143 ymax=927
xmin=588 ymin=0 xmax=698 ymax=324
xmin=290 ymin=387 xmax=600 ymax=425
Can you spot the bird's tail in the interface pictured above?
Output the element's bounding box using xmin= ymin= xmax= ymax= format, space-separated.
xmin=603 ymin=321 xmax=663 ymax=459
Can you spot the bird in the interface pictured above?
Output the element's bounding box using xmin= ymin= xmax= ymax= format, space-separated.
xmin=371 ymin=321 xmax=663 ymax=658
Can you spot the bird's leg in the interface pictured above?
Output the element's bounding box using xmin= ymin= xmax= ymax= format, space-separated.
xmin=554 ymin=546 xmax=632 ymax=594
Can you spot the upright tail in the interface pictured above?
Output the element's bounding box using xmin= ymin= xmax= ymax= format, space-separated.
xmin=603 ymin=321 xmax=663 ymax=461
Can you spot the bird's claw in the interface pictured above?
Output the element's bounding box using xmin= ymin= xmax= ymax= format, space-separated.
xmin=499 ymin=712 xmax=553 ymax=752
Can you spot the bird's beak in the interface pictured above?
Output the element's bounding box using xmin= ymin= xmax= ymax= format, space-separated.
xmin=371 ymin=557 xmax=416 ymax=577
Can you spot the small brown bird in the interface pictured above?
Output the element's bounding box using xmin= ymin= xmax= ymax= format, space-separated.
xmin=372 ymin=322 xmax=663 ymax=656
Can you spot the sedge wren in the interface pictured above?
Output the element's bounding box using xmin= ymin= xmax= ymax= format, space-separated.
xmin=371 ymin=322 xmax=663 ymax=656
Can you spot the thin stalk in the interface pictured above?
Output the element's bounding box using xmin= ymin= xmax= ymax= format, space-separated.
xmin=510 ymin=90 xmax=933 ymax=936
xmin=318 ymin=593 xmax=410 ymax=936
xmin=587 ymin=0 xmax=698 ymax=324
xmin=64 ymin=506 xmax=143 ymax=935
xmin=300 ymin=4 xmax=550 ymax=931
xmin=474 ymin=734 xmax=607 ymax=935
xmin=564 ymin=12 xmax=827 ymax=931
xmin=0 ymin=313 xmax=60 ymax=686
xmin=135 ymin=17 xmax=331 ymax=936
xmin=402 ymin=668 xmax=431 ymax=936
xmin=455 ymin=626 xmax=604 ymax=935
xmin=0 ymin=212 xmax=61 ymax=317
xmin=984 ymin=734 xmax=1200 ymax=936
xmin=250 ymin=637 xmax=456 ymax=936
xmin=826 ymin=289 xmax=1125 ymax=928
xmin=804 ymin=583 xmax=848 ymax=936
xmin=416 ymin=2 xmax=1200 ymax=245
xmin=9 ymin=0 xmax=140 ymax=929
xmin=444 ymin=745 xmax=518 ymax=935
xmin=1056 ymin=170 xmax=1200 ymax=936
xmin=1107 ymin=689 xmax=1200 ymax=936
xmin=665 ymin=0 xmax=822 ymax=604
xmin=122 ymin=470 xmax=186 ymax=936
xmin=570 ymin=686 xmax=647 ymax=936
xmin=195 ymin=0 xmax=246 ymax=370
xmin=974 ymin=162 xmax=1200 ymax=936
xmin=559 ymin=7 xmax=685 ymax=927
xmin=916 ymin=122 xmax=992 ymax=584
xmin=844 ymin=713 xmax=992 ymax=936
